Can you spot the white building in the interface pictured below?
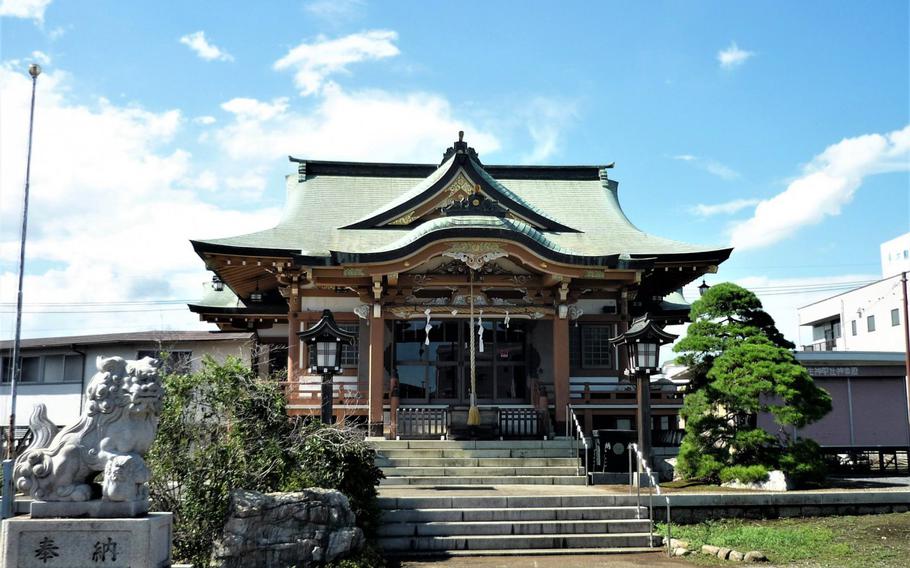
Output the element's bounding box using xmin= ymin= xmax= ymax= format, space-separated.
xmin=1 ymin=330 xmax=254 ymax=427
xmin=881 ymin=232 xmax=910 ymax=279
xmin=799 ymin=234 xmax=907 ymax=352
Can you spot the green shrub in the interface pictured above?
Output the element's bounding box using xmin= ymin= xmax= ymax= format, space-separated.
xmin=147 ymin=357 xmax=384 ymax=566
xmin=779 ymin=438 xmax=827 ymax=487
xmin=720 ymin=464 xmax=769 ymax=484
xmin=289 ymin=420 xmax=385 ymax=538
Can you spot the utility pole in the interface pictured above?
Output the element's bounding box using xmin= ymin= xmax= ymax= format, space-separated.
xmin=2 ymin=63 xmax=41 ymax=520
xmin=902 ymin=271 xmax=910 ymax=448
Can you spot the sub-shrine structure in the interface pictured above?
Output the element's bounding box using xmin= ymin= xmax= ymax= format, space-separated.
xmin=189 ymin=135 xmax=730 ymax=438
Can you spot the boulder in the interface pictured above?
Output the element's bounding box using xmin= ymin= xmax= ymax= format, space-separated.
xmin=721 ymin=470 xmax=792 ymax=492
xmin=702 ymin=544 xmax=720 ymax=555
xmin=744 ymin=550 xmax=769 ymax=562
xmin=669 ymin=538 xmax=690 ymax=550
xmin=210 ymin=489 xmax=364 ymax=568
xmin=717 ymin=547 xmax=732 ymax=559
xmin=729 ymin=550 xmax=745 ymax=561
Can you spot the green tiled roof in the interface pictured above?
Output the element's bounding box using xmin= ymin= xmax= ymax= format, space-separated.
xmin=193 ymin=161 xmax=729 ymax=261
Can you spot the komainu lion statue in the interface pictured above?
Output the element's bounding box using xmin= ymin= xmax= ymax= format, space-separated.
xmin=14 ymin=356 xmax=162 ymax=503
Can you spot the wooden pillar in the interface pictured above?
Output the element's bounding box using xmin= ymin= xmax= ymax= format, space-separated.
xmin=368 ymin=315 xmax=385 ymax=437
xmin=553 ymin=316 xmax=570 ymax=432
xmin=287 ymin=312 xmax=300 ymax=384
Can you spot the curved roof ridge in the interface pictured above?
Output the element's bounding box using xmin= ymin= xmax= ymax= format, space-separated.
xmin=368 ymin=215 xmax=568 ymax=254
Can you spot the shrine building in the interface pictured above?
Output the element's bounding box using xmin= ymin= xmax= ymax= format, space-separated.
xmin=188 ymin=134 xmax=731 ymax=438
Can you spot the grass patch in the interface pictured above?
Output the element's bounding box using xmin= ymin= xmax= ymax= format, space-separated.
xmin=660 ymin=512 xmax=910 ymax=567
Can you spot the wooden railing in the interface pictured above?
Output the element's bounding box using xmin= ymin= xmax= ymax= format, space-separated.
xmin=569 ymin=378 xmax=683 ymax=404
xmin=396 ymin=407 xmax=448 ymax=439
xmin=498 ymin=408 xmax=545 ymax=439
xmin=279 ymin=376 xmax=368 ymax=416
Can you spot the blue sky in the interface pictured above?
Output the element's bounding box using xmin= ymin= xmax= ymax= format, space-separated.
xmin=0 ymin=0 xmax=908 ymax=343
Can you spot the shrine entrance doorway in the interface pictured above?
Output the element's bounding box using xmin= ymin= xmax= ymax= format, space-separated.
xmin=393 ymin=318 xmax=531 ymax=405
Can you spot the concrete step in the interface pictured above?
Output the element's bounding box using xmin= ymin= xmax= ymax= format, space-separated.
xmin=376 ymin=457 xmax=580 ymax=467
xmin=379 ymin=475 xmax=588 ymax=486
xmin=379 ymin=519 xmax=653 ymax=537
xmin=379 ymin=532 xmax=662 ymax=552
xmin=376 ymin=448 xmax=575 ymax=459
xmin=382 ymin=506 xmax=646 ymax=523
xmin=378 ymin=494 xmax=642 ymax=509
xmin=381 ymin=466 xmax=581 ymax=477
xmin=371 ymin=439 xmax=574 ymax=450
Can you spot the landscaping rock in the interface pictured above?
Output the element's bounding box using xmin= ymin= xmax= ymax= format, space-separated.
xmin=721 ymin=470 xmax=792 ymax=491
xmin=670 ymin=538 xmax=690 ymax=550
xmin=717 ymin=547 xmax=732 ymax=560
xmin=673 ymin=547 xmax=690 ymax=556
xmin=729 ymin=550 xmax=745 ymax=561
xmin=702 ymin=544 xmax=720 ymax=555
xmin=210 ymin=489 xmax=364 ymax=568
xmin=744 ymin=550 xmax=768 ymax=562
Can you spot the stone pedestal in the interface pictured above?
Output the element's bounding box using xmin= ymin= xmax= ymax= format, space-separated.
xmin=1 ymin=512 xmax=171 ymax=568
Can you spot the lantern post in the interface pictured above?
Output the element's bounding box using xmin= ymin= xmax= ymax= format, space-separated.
xmin=610 ymin=314 xmax=678 ymax=466
xmin=298 ymin=310 xmax=358 ymax=424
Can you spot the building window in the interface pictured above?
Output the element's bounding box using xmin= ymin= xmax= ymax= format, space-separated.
xmin=569 ymin=324 xmax=616 ymax=369
xmin=0 ymin=353 xmax=84 ymax=384
xmin=892 ymin=308 xmax=901 ymax=327
xmin=867 ymin=315 xmax=876 ymax=332
xmin=308 ymin=323 xmax=359 ymax=369
xmin=851 ymin=320 xmax=857 ymax=336
xmin=137 ymin=350 xmax=193 ymax=374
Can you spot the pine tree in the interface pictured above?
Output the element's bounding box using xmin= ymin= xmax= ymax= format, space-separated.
xmin=673 ymin=283 xmax=832 ymax=486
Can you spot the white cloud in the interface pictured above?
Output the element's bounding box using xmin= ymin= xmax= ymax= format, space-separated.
xmin=193 ymin=115 xmax=216 ymax=125
xmin=274 ymin=30 xmax=399 ymax=96
xmin=221 ymin=97 xmax=288 ymax=121
xmin=673 ymin=154 xmax=740 ymax=180
xmin=31 ymin=50 xmax=51 ymax=65
xmin=0 ymin=0 xmax=52 ymax=22
xmin=213 ymin=83 xmax=500 ymax=164
xmin=179 ymin=31 xmax=234 ymax=62
xmin=691 ymin=198 xmax=761 ymax=217
xmin=730 ymin=125 xmax=910 ymax=250
xmin=0 ymin=62 xmax=278 ymax=338
xmin=522 ymin=97 xmax=578 ymax=163
xmin=304 ymin=0 xmax=364 ymax=22
xmin=225 ymin=172 xmax=267 ymax=193
xmin=717 ymin=42 xmax=754 ymax=69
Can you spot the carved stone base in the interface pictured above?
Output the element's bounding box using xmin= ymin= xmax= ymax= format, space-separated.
xmin=30 ymin=499 xmax=150 ymax=519
xmin=0 ymin=512 xmax=171 ymax=568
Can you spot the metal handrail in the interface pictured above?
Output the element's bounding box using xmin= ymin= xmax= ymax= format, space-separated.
xmin=565 ymin=405 xmax=589 ymax=483
xmin=629 ymin=442 xmax=671 ymax=556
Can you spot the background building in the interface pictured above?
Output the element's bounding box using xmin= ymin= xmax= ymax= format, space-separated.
xmin=799 ymin=232 xmax=908 ymax=352
xmin=0 ymin=331 xmax=253 ymax=427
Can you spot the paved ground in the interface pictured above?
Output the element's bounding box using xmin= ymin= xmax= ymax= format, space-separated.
xmin=392 ymin=552 xmax=680 ymax=568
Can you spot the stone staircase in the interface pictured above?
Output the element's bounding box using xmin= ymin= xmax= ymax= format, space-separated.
xmin=372 ymin=439 xmax=587 ymax=486
xmin=377 ymin=492 xmax=661 ymax=554
xmin=370 ymin=439 xmax=662 ymax=555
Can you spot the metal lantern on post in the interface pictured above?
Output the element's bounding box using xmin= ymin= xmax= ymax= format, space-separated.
xmin=298 ymin=309 xmax=357 ymax=424
xmin=698 ymin=280 xmax=710 ymax=297
xmin=610 ymin=314 xmax=678 ymax=467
